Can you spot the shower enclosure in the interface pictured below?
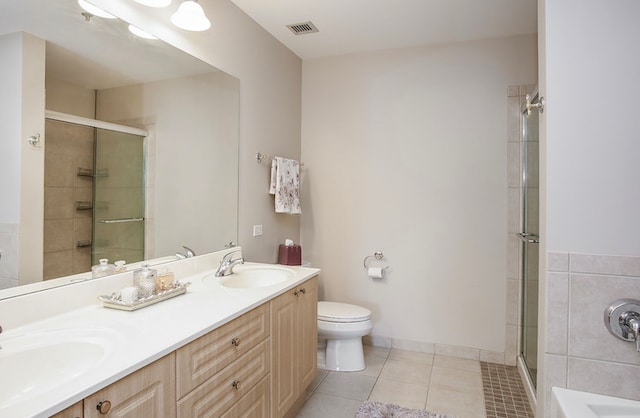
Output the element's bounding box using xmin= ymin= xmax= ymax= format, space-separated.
xmin=518 ymin=92 xmax=542 ymax=388
xmin=43 ymin=112 xmax=146 ymax=279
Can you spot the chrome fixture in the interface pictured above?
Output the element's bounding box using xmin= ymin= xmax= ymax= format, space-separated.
xmin=215 ymin=249 xmax=244 ymax=277
xmin=516 ymin=232 xmax=539 ymax=244
xmin=605 ymin=298 xmax=640 ymax=352
xmin=176 ymin=246 xmax=196 ymax=259
xmin=27 ymin=133 xmax=41 ymax=148
xmin=525 ymin=94 xmax=545 ymax=116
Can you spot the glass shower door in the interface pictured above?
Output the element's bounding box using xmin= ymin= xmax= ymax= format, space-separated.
xmin=92 ymin=128 xmax=145 ymax=265
xmin=519 ymin=94 xmax=540 ymax=387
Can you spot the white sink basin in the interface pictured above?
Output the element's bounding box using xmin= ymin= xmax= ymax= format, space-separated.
xmin=0 ymin=327 xmax=119 ymax=410
xmin=218 ymin=265 xmax=296 ymax=288
xmin=552 ymin=387 xmax=640 ymax=418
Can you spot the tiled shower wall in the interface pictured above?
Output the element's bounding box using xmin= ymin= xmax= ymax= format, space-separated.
xmin=543 ymin=252 xmax=640 ymax=412
xmin=43 ymin=120 xmax=94 ymax=279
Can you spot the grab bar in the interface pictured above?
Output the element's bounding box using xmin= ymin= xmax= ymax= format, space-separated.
xmin=98 ymin=217 xmax=144 ymax=224
xmin=516 ymin=232 xmax=539 ymax=244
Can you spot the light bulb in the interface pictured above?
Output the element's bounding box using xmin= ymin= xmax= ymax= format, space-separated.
xmin=134 ymin=0 xmax=172 ymax=7
xmin=128 ymin=25 xmax=158 ymax=40
xmin=171 ymin=1 xmax=211 ymax=32
xmin=77 ymin=0 xmax=117 ymax=18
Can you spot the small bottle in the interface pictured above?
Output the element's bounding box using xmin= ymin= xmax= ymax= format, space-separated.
xmin=92 ymin=259 xmax=115 ymax=278
xmin=114 ymin=260 xmax=127 ymax=273
xmin=133 ymin=264 xmax=157 ymax=298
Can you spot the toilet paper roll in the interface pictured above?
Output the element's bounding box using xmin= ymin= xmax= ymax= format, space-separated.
xmin=368 ymin=267 xmax=384 ymax=279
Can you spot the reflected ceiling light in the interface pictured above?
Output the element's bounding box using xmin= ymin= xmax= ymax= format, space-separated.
xmin=134 ymin=0 xmax=172 ymax=7
xmin=128 ymin=24 xmax=158 ymax=39
xmin=171 ymin=0 xmax=211 ymax=32
xmin=78 ymin=0 xmax=117 ymax=18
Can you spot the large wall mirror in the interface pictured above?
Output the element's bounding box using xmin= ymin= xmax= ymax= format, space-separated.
xmin=0 ymin=0 xmax=239 ymax=298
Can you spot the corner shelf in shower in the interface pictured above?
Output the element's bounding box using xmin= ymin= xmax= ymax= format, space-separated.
xmin=76 ymin=167 xmax=109 ymax=178
xmin=75 ymin=201 xmax=93 ymax=210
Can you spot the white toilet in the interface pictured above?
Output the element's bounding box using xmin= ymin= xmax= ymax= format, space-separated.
xmin=317 ymin=301 xmax=373 ymax=371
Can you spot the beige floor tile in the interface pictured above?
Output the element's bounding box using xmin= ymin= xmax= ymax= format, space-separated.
xmin=389 ymin=348 xmax=435 ymax=365
xmin=426 ymin=387 xmax=486 ymax=418
xmin=434 ymin=355 xmax=481 ymax=372
xmin=429 ymin=366 xmax=484 ymax=397
xmin=379 ymin=359 xmax=432 ymax=385
xmin=315 ymin=371 xmax=377 ymax=401
xmin=354 ymin=352 xmax=386 ymax=377
xmin=364 ymin=344 xmax=391 ymax=359
xmin=307 ymin=369 xmax=328 ymax=398
xmin=368 ymin=378 xmax=428 ymax=410
xmin=297 ymin=392 xmax=363 ymax=418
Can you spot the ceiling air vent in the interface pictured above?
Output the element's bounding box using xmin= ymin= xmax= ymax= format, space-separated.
xmin=286 ymin=21 xmax=319 ymax=35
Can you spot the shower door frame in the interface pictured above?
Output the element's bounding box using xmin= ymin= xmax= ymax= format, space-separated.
xmin=44 ymin=110 xmax=148 ymax=266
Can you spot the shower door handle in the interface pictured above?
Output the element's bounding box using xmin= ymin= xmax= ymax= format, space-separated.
xmin=516 ymin=232 xmax=539 ymax=244
xmin=98 ymin=217 xmax=145 ymax=224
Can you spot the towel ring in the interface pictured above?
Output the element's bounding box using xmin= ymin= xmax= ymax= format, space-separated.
xmin=363 ymin=251 xmax=389 ymax=269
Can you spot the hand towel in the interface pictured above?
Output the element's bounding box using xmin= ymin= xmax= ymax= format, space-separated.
xmin=269 ymin=157 xmax=301 ymax=214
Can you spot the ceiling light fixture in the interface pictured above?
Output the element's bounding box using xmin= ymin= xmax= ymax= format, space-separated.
xmin=134 ymin=0 xmax=172 ymax=7
xmin=128 ymin=24 xmax=158 ymax=39
xmin=170 ymin=0 xmax=211 ymax=32
xmin=77 ymin=0 xmax=117 ymax=19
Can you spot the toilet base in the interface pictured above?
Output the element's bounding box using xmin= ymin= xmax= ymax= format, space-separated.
xmin=320 ymin=338 xmax=365 ymax=372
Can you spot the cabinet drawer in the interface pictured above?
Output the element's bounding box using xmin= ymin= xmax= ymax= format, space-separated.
xmin=177 ymin=339 xmax=270 ymax=418
xmin=84 ymin=353 xmax=175 ymax=418
xmin=177 ymin=303 xmax=270 ymax=398
xmin=220 ymin=375 xmax=270 ymax=418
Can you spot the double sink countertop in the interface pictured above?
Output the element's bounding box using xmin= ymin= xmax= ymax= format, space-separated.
xmin=0 ymin=251 xmax=319 ymax=417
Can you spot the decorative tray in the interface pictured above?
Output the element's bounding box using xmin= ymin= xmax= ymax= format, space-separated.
xmin=98 ymin=282 xmax=190 ymax=311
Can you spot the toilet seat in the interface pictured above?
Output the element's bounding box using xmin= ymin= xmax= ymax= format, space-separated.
xmin=318 ymin=301 xmax=371 ymax=323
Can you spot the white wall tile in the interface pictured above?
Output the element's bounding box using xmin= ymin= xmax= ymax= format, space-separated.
xmin=548 ymin=252 xmax=569 ymax=272
xmin=545 ymin=272 xmax=569 ymax=355
xmin=570 ymin=253 xmax=640 ymax=277
xmin=542 ymin=354 xmax=568 ymax=417
xmin=568 ymin=358 xmax=640 ymax=401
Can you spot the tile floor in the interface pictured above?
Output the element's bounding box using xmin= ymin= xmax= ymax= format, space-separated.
xmin=297 ymin=346 xmax=488 ymax=418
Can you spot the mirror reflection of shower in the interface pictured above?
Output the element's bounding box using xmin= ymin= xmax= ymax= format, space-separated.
xmin=43 ymin=113 xmax=145 ymax=280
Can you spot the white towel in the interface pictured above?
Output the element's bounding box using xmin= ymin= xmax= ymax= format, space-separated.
xmin=269 ymin=157 xmax=301 ymax=214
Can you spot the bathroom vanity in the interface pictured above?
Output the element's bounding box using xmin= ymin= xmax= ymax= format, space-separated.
xmin=0 ymin=249 xmax=319 ymax=417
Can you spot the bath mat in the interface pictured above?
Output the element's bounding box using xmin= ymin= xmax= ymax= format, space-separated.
xmin=355 ymin=400 xmax=453 ymax=418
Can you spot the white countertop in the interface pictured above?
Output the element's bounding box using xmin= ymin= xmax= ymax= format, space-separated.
xmin=0 ymin=257 xmax=320 ymax=417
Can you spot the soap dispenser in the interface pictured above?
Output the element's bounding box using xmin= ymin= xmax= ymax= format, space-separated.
xmin=92 ymin=258 xmax=115 ymax=278
xmin=133 ymin=264 xmax=157 ymax=298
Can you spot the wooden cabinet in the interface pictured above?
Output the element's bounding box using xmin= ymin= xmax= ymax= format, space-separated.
xmin=50 ymin=401 xmax=83 ymax=418
xmin=270 ymin=276 xmax=318 ymax=418
xmin=176 ymin=304 xmax=271 ymax=417
xmin=83 ymin=353 xmax=175 ymax=418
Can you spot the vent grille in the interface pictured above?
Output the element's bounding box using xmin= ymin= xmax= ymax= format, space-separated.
xmin=286 ymin=21 xmax=319 ymax=35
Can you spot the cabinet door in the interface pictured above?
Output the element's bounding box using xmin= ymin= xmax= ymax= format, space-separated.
xmin=298 ymin=276 xmax=318 ymax=389
xmin=84 ymin=353 xmax=175 ymax=418
xmin=220 ymin=375 xmax=270 ymax=418
xmin=270 ymin=288 xmax=298 ymax=418
xmin=50 ymin=401 xmax=83 ymax=418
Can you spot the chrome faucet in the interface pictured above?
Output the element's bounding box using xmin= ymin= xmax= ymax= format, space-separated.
xmin=176 ymin=246 xmax=196 ymax=259
xmin=215 ymin=249 xmax=244 ymax=277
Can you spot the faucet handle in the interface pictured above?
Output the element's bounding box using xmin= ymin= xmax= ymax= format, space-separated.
xmin=182 ymin=246 xmax=196 ymax=258
xmin=222 ymin=249 xmax=242 ymax=262
xmin=605 ymin=298 xmax=640 ymax=352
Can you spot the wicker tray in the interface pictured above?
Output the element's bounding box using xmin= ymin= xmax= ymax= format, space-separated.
xmin=98 ymin=282 xmax=189 ymax=311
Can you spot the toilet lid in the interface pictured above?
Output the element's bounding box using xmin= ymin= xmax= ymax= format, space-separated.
xmin=318 ymin=301 xmax=372 ymax=323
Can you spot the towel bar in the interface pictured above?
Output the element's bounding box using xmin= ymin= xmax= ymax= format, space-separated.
xmin=256 ymin=152 xmax=304 ymax=166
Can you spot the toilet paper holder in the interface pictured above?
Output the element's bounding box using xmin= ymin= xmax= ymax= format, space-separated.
xmin=363 ymin=251 xmax=389 ymax=270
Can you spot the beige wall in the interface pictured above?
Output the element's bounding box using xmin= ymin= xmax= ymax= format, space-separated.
xmin=538 ymin=0 xmax=640 ymax=416
xmin=90 ymin=0 xmax=303 ymax=263
xmin=301 ymin=35 xmax=537 ymax=356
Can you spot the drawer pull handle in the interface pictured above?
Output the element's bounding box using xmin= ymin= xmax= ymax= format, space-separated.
xmin=294 ymin=290 xmax=300 ymax=297
xmin=300 ymin=287 xmax=306 ymax=294
xmin=231 ymin=337 xmax=240 ymax=347
xmin=97 ymin=400 xmax=112 ymax=414
xmin=232 ymin=379 xmax=241 ymax=390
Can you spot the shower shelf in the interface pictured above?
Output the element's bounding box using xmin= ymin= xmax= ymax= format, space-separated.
xmin=76 ymin=240 xmax=92 ymax=248
xmin=75 ymin=201 xmax=93 ymax=210
xmin=77 ymin=167 xmax=93 ymax=177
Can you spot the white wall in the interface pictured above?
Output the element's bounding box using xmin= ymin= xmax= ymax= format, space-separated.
xmin=301 ymin=35 xmax=537 ymax=354
xmin=538 ymin=0 xmax=640 ymax=416
xmin=89 ymin=0 xmax=303 ymax=263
